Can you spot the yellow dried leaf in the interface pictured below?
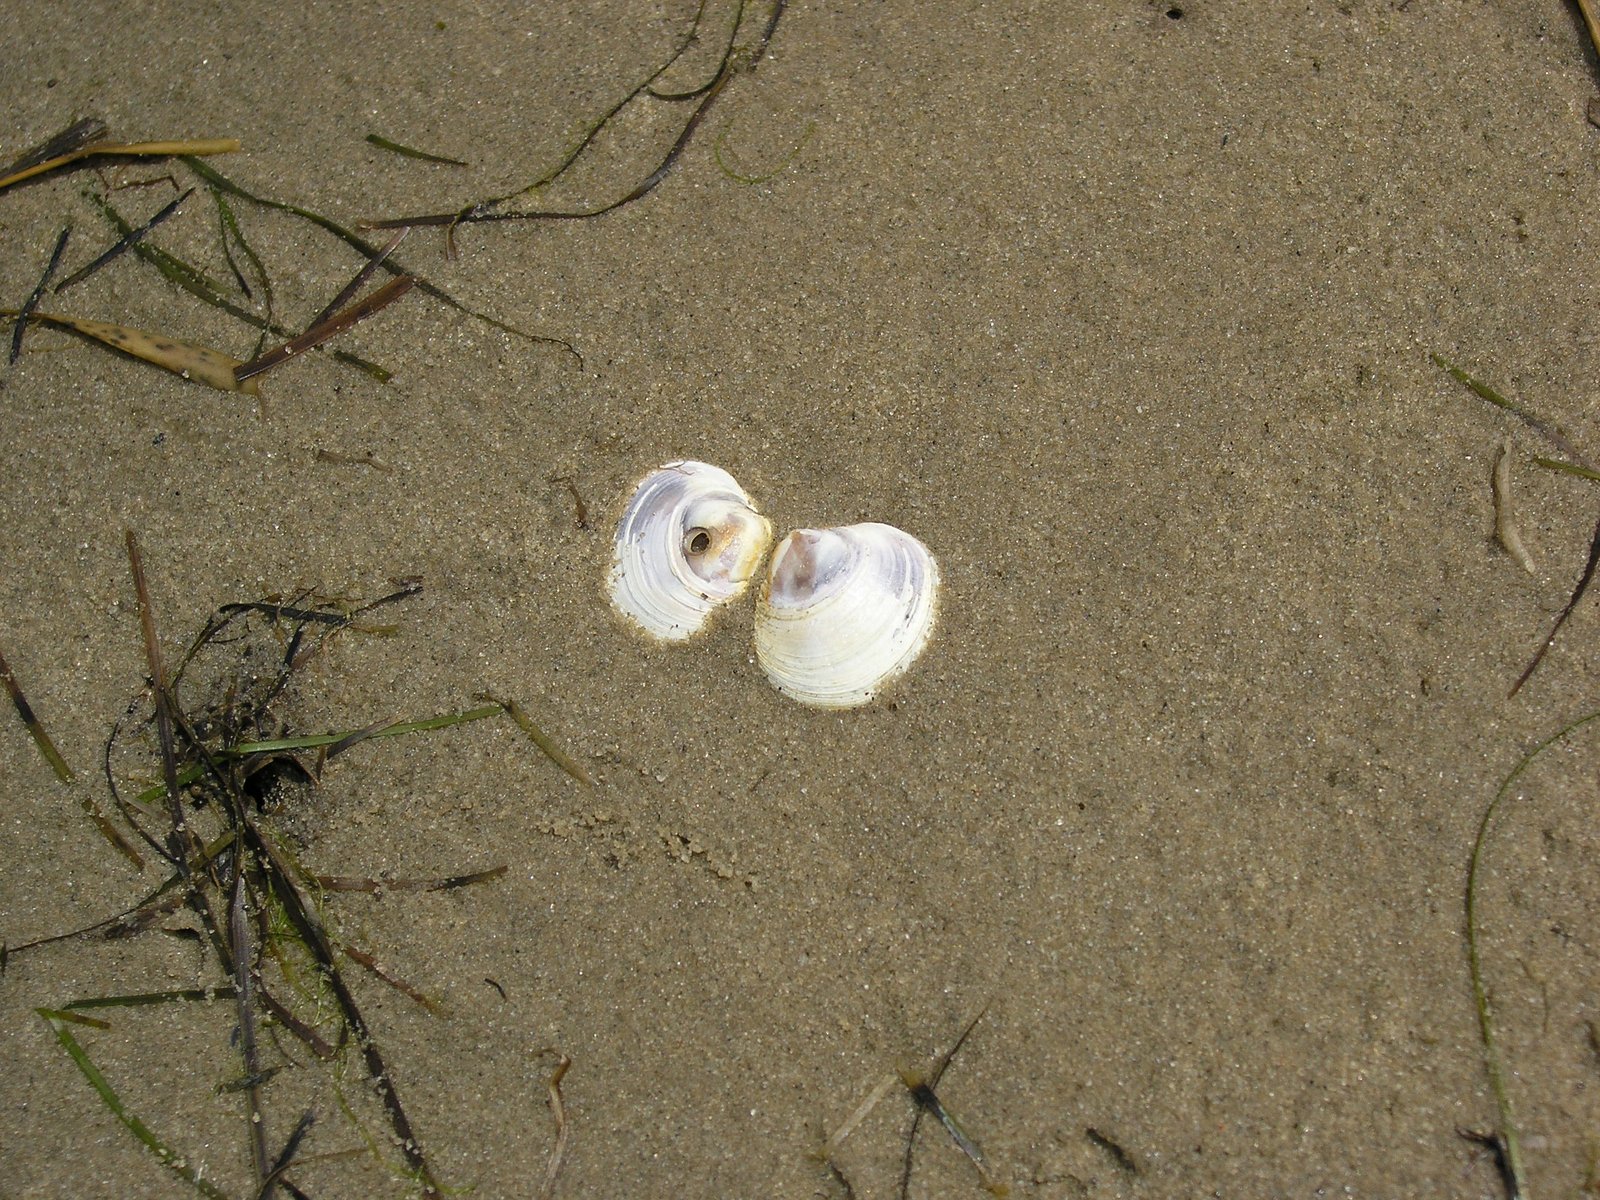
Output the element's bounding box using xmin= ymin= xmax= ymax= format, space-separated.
xmin=4 ymin=308 xmax=260 ymax=395
xmin=0 ymin=137 xmax=240 ymax=191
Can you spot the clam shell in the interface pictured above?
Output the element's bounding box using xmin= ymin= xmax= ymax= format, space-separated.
xmin=608 ymin=461 xmax=774 ymax=641
xmin=754 ymin=522 xmax=939 ymax=709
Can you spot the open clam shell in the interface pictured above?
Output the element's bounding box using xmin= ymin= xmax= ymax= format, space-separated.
xmin=754 ymin=522 xmax=940 ymax=709
xmin=608 ymin=460 xmax=774 ymax=641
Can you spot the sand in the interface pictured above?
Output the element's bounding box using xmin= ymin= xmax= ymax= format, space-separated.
xmin=2 ymin=2 xmax=1599 ymax=1197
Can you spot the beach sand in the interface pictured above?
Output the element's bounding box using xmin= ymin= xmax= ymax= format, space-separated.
xmin=3 ymin=2 xmax=1599 ymax=1196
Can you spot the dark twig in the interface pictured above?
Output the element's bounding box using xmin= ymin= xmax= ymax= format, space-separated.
xmin=260 ymin=1111 xmax=316 ymax=1199
xmin=125 ymin=531 xmax=191 ymax=872
xmin=55 ymin=189 xmax=191 ymax=293
xmin=11 ymin=225 xmax=71 ymax=364
xmin=1508 ymin=509 xmax=1600 ymax=697
xmin=247 ymin=826 xmax=440 ymax=1194
xmin=1085 ymin=1127 xmax=1137 ymax=1173
xmin=2 ymin=118 xmax=108 ymax=178
xmin=898 ymin=1005 xmax=1004 ymax=1198
xmin=230 ymin=870 xmax=273 ymax=1193
xmin=0 ymin=641 xmax=75 ymax=782
xmin=235 ymin=275 xmax=415 ymax=383
xmin=306 ymin=228 xmax=409 ymax=329
xmin=1458 ymin=1127 xmax=1519 ymax=1200
xmin=315 ymin=865 xmax=507 ymax=893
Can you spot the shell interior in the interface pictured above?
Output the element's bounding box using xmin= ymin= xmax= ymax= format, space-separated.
xmin=608 ymin=461 xmax=773 ymax=641
xmin=754 ymin=522 xmax=939 ymax=708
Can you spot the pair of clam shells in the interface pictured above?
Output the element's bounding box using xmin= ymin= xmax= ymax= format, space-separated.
xmin=608 ymin=461 xmax=939 ymax=709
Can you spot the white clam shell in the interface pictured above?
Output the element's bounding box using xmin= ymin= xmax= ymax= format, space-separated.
xmin=608 ymin=461 xmax=774 ymax=641
xmin=754 ymin=522 xmax=940 ymax=709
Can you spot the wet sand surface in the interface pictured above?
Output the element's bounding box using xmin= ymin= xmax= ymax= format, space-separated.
xmin=3 ymin=3 xmax=1600 ymax=1197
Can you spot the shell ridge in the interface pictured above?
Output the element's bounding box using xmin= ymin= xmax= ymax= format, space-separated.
xmin=607 ymin=461 xmax=772 ymax=641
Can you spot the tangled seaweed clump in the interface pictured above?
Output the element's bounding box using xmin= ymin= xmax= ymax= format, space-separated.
xmin=8 ymin=535 xmax=584 ymax=1197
